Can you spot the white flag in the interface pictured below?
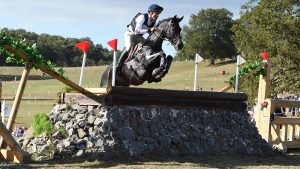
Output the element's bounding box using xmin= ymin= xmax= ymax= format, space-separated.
xmin=1 ymin=101 xmax=11 ymax=116
xmin=195 ymin=53 xmax=203 ymax=63
xmin=237 ymin=55 xmax=246 ymax=65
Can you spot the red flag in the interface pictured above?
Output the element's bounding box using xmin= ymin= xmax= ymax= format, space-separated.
xmin=74 ymin=41 xmax=89 ymax=53
xmin=260 ymin=52 xmax=268 ymax=60
xmin=107 ymin=39 xmax=118 ymax=51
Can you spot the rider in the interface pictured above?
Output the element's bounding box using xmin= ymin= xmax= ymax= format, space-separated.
xmin=116 ymin=4 xmax=164 ymax=74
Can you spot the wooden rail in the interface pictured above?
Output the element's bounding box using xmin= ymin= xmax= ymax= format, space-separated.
xmin=60 ymin=86 xmax=248 ymax=112
xmin=219 ymin=62 xmax=267 ymax=92
xmin=0 ymin=45 xmax=92 ymax=94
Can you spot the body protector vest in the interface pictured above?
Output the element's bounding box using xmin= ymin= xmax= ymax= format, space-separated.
xmin=127 ymin=13 xmax=156 ymax=35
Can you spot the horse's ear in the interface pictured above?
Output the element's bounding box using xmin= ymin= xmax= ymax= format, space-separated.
xmin=177 ymin=16 xmax=184 ymax=22
xmin=171 ymin=15 xmax=177 ymax=23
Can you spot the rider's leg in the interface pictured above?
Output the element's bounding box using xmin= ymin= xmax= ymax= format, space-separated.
xmin=116 ymin=50 xmax=129 ymax=74
xmin=116 ymin=32 xmax=133 ymax=74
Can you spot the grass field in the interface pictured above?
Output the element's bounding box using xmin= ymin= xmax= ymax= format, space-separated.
xmin=2 ymin=60 xmax=300 ymax=168
xmin=1 ymin=60 xmax=236 ymax=128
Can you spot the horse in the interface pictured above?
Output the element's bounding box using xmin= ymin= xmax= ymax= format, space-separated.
xmin=100 ymin=15 xmax=184 ymax=87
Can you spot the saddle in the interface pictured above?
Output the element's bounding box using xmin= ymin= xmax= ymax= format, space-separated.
xmin=125 ymin=43 xmax=144 ymax=63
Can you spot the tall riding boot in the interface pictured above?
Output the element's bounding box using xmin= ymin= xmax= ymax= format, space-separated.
xmin=116 ymin=50 xmax=128 ymax=74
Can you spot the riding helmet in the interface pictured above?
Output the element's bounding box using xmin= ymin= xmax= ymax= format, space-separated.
xmin=148 ymin=4 xmax=164 ymax=13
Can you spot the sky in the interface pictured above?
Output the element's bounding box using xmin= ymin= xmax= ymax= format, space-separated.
xmin=0 ymin=0 xmax=248 ymax=56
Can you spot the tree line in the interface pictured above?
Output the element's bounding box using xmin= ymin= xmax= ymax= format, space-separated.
xmin=177 ymin=0 xmax=299 ymax=102
xmin=0 ymin=28 xmax=118 ymax=67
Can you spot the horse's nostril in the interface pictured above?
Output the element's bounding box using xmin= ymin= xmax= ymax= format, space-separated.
xmin=178 ymin=43 xmax=183 ymax=50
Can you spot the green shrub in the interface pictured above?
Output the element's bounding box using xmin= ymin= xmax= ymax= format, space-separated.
xmin=63 ymin=85 xmax=76 ymax=93
xmin=32 ymin=112 xmax=55 ymax=137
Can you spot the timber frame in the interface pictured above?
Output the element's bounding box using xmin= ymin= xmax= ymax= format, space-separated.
xmin=0 ymin=43 xmax=95 ymax=163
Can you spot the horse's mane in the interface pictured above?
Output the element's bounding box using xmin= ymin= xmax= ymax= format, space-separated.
xmin=157 ymin=17 xmax=172 ymax=26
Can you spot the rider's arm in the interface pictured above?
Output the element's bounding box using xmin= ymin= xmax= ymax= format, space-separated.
xmin=134 ymin=15 xmax=149 ymax=35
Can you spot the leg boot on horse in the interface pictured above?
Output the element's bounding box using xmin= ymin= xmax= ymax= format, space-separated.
xmin=152 ymin=53 xmax=168 ymax=80
xmin=157 ymin=55 xmax=173 ymax=78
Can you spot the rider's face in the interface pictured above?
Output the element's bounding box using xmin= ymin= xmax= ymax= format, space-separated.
xmin=149 ymin=12 xmax=160 ymax=21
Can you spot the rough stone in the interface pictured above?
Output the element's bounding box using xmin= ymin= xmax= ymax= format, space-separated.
xmin=77 ymin=129 xmax=87 ymax=139
xmin=20 ymin=103 xmax=274 ymax=161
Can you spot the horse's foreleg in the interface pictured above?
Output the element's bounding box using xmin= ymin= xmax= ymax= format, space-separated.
xmin=163 ymin=55 xmax=173 ymax=74
xmin=152 ymin=55 xmax=173 ymax=80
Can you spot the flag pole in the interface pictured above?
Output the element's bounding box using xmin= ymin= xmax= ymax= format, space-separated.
xmin=194 ymin=59 xmax=198 ymax=91
xmin=112 ymin=50 xmax=116 ymax=86
xmin=107 ymin=38 xmax=118 ymax=86
xmin=194 ymin=54 xmax=203 ymax=91
xmin=79 ymin=52 xmax=87 ymax=86
xmin=235 ymin=55 xmax=240 ymax=93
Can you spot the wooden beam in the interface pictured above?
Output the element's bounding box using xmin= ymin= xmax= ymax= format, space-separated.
xmin=61 ymin=87 xmax=248 ymax=111
xmin=1 ymin=45 xmax=92 ymax=94
xmin=61 ymin=93 xmax=105 ymax=105
xmin=272 ymin=117 xmax=300 ymax=125
xmin=109 ymin=86 xmax=247 ymax=102
xmin=0 ymin=122 xmax=30 ymax=163
xmin=255 ymin=61 xmax=271 ymax=142
xmin=271 ymin=100 xmax=300 ymax=108
xmin=84 ymin=88 xmax=110 ymax=94
xmin=6 ymin=64 xmax=30 ymax=133
xmin=218 ymin=62 xmax=267 ymax=92
xmin=105 ymin=94 xmax=247 ymax=111
xmin=0 ymin=149 xmax=27 ymax=163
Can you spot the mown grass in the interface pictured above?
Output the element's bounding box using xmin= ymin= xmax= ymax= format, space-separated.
xmin=1 ymin=60 xmax=300 ymax=168
xmin=1 ymin=60 xmax=237 ymax=128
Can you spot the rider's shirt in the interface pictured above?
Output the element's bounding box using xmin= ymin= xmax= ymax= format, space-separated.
xmin=128 ymin=14 xmax=156 ymax=36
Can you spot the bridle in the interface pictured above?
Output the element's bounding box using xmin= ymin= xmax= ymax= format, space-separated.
xmin=151 ymin=21 xmax=181 ymax=46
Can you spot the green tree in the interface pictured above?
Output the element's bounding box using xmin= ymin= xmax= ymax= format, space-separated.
xmin=0 ymin=28 xmax=114 ymax=66
xmin=177 ymin=8 xmax=237 ymax=65
xmin=233 ymin=0 xmax=300 ymax=102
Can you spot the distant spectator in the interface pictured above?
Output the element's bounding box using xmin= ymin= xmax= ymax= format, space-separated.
xmin=11 ymin=126 xmax=25 ymax=137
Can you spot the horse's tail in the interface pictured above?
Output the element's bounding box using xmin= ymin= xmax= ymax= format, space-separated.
xmin=100 ymin=65 xmax=112 ymax=87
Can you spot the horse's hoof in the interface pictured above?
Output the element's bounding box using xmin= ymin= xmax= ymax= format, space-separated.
xmin=152 ymin=67 xmax=163 ymax=77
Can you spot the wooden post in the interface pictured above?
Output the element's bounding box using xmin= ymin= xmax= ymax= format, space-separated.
xmin=0 ymin=64 xmax=31 ymax=148
xmin=255 ymin=61 xmax=271 ymax=141
xmin=6 ymin=64 xmax=31 ymax=132
xmin=0 ymin=121 xmax=30 ymax=163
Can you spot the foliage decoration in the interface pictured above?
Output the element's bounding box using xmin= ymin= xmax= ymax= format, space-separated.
xmin=0 ymin=30 xmax=66 ymax=78
xmin=228 ymin=59 xmax=265 ymax=85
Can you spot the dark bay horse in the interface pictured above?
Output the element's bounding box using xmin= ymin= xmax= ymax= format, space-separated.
xmin=100 ymin=15 xmax=184 ymax=87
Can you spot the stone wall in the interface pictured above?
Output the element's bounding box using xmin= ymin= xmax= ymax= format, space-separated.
xmin=19 ymin=103 xmax=273 ymax=160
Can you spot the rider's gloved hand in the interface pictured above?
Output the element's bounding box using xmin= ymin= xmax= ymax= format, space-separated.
xmin=148 ymin=27 xmax=157 ymax=33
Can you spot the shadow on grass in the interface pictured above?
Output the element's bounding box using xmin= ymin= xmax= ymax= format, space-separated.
xmin=2 ymin=152 xmax=300 ymax=169
xmin=213 ymin=59 xmax=236 ymax=67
